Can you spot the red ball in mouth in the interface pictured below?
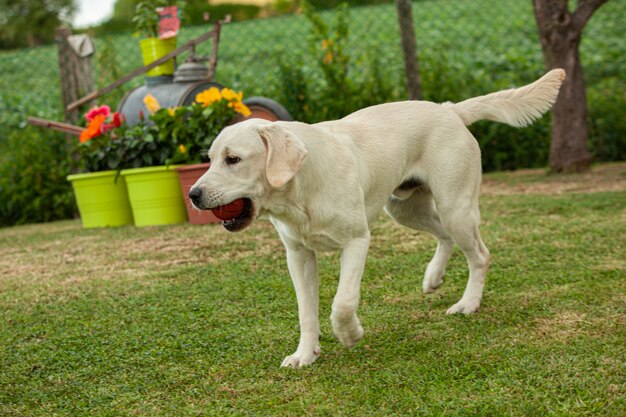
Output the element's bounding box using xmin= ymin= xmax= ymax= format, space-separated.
xmin=211 ymin=199 xmax=246 ymax=221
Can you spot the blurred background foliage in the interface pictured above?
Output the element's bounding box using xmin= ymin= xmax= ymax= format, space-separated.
xmin=0 ymin=0 xmax=624 ymax=226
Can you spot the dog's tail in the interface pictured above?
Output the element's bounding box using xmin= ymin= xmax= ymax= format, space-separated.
xmin=441 ymin=69 xmax=566 ymax=127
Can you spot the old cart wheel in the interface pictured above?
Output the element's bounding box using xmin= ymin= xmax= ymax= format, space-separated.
xmin=241 ymin=96 xmax=294 ymax=122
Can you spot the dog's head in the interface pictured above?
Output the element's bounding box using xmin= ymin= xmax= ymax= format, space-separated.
xmin=188 ymin=118 xmax=308 ymax=232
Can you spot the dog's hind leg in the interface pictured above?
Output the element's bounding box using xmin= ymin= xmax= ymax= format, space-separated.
xmin=385 ymin=192 xmax=454 ymax=294
xmin=431 ymin=186 xmax=490 ymax=315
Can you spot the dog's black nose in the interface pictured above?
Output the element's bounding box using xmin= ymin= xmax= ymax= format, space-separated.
xmin=188 ymin=187 xmax=202 ymax=205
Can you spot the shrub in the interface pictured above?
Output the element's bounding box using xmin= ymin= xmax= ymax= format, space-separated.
xmin=419 ymin=50 xmax=553 ymax=171
xmin=302 ymin=1 xmax=353 ymax=119
xmin=0 ymin=128 xmax=75 ymax=227
xmin=186 ymin=3 xmax=261 ymax=24
xmin=271 ymin=0 xmax=299 ymax=15
xmin=277 ymin=59 xmax=312 ymax=122
xmin=307 ymin=0 xmax=391 ymax=9
xmin=276 ymin=1 xmax=398 ymax=123
xmin=587 ymin=77 xmax=626 ymax=162
xmin=275 ymin=11 xmax=554 ymax=172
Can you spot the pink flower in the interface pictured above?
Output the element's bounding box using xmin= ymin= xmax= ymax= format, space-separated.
xmin=112 ymin=112 xmax=124 ymax=127
xmin=100 ymin=113 xmax=125 ymax=134
xmin=101 ymin=123 xmax=114 ymax=134
xmin=85 ymin=105 xmax=111 ymax=122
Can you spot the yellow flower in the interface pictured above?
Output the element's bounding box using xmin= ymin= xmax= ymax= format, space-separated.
xmin=229 ymin=101 xmax=251 ymax=117
xmin=143 ymin=94 xmax=160 ymax=114
xmin=178 ymin=144 xmax=187 ymax=154
xmin=195 ymin=87 xmax=222 ymax=107
xmin=323 ymin=51 xmax=333 ymax=65
xmin=321 ymin=39 xmax=332 ymax=50
xmin=221 ymin=88 xmax=243 ymax=102
xmin=167 ymin=107 xmax=177 ymax=116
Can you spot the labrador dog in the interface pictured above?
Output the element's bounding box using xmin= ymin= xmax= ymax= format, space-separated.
xmin=189 ymin=69 xmax=566 ymax=368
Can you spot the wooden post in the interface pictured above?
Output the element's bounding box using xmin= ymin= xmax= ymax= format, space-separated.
xmin=55 ymin=27 xmax=95 ymax=124
xmin=396 ymin=0 xmax=422 ymax=100
xmin=74 ymin=41 xmax=95 ymax=107
xmin=56 ymin=27 xmax=95 ymax=170
xmin=56 ymin=27 xmax=78 ymax=124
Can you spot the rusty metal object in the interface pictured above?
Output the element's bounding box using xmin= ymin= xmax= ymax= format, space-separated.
xmin=65 ymin=16 xmax=231 ymax=112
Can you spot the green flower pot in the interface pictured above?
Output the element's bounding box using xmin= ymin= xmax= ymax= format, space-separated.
xmin=121 ymin=165 xmax=187 ymax=227
xmin=140 ymin=37 xmax=177 ymax=76
xmin=66 ymin=170 xmax=133 ymax=228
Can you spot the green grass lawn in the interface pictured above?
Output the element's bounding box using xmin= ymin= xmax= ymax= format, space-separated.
xmin=1 ymin=166 xmax=625 ymax=416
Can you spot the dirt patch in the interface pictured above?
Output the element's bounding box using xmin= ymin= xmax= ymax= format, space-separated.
xmin=533 ymin=310 xmax=626 ymax=343
xmin=534 ymin=311 xmax=588 ymax=343
xmin=0 ymin=221 xmax=284 ymax=291
xmin=481 ymin=162 xmax=626 ymax=195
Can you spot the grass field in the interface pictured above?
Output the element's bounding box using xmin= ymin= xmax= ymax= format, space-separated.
xmin=1 ymin=164 xmax=625 ymax=416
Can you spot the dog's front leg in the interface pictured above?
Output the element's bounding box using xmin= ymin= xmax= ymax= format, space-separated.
xmin=331 ymin=232 xmax=370 ymax=348
xmin=281 ymin=246 xmax=320 ymax=368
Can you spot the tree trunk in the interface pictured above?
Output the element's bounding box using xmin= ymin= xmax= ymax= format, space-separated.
xmin=396 ymin=0 xmax=422 ymax=100
xmin=533 ymin=0 xmax=607 ymax=173
xmin=544 ymin=31 xmax=591 ymax=172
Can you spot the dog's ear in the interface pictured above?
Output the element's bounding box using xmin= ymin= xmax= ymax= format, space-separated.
xmin=258 ymin=124 xmax=307 ymax=188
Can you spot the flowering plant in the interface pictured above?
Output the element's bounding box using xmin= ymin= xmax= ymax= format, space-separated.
xmin=133 ymin=0 xmax=186 ymax=38
xmin=76 ymin=86 xmax=251 ymax=172
xmin=80 ymin=105 xmax=124 ymax=143
xmin=77 ymin=105 xmax=126 ymax=172
xmin=140 ymin=86 xmax=251 ymax=166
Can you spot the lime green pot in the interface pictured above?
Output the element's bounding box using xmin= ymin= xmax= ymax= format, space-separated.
xmin=140 ymin=37 xmax=177 ymax=76
xmin=66 ymin=170 xmax=133 ymax=228
xmin=121 ymin=165 xmax=187 ymax=227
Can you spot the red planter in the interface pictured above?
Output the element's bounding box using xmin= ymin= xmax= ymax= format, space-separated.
xmin=175 ymin=100 xmax=291 ymax=225
xmin=175 ymin=163 xmax=221 ymax=225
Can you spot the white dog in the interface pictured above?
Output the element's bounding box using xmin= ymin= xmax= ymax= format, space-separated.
xmin=189 ymin=69 xmax=565 ymax=368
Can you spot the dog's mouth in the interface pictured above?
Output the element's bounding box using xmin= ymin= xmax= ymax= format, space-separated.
xmin=221 ymin=198 xmax=254 ymax=232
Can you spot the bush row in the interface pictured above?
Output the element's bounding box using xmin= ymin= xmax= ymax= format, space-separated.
xmin=0 ymin=128 xmax=76 ymax=227
xmin=2 ymin=65 xmax=623 ymax=227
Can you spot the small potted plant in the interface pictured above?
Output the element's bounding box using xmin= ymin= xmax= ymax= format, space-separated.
xmin=117 ymin=100 xmax=189 ymax=227
xmin=148 ymin=86 xmax=252 ymax=224
xmin=134 ymin=0 xmax=185 ymax=77
xmin=118 ymin=87 xmax=251 ymax=227
xmin=66 ymin=105 xmax=134 ymax=228
xmin=176 ymin=87 xmax=251 ymax=224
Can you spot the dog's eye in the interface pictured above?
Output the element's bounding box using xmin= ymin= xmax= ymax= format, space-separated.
xmin=225 ymin=156 xmax=241 ymax=165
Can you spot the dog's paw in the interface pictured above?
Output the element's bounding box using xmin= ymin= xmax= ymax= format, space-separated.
xmin=333 ymin=323 xmax=364 ymax=348
xmin=423 ymin=262 xmax=445 ymax=294
xmin=446 ymin=298 xmax=480 ymax=315
xmin=422 ymin=273 xmax=444 ymax=294
xmin=331 ymin=310 xmax=364 ymax=348
xmin=280 ymin=349 xmax=320 ymax=368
